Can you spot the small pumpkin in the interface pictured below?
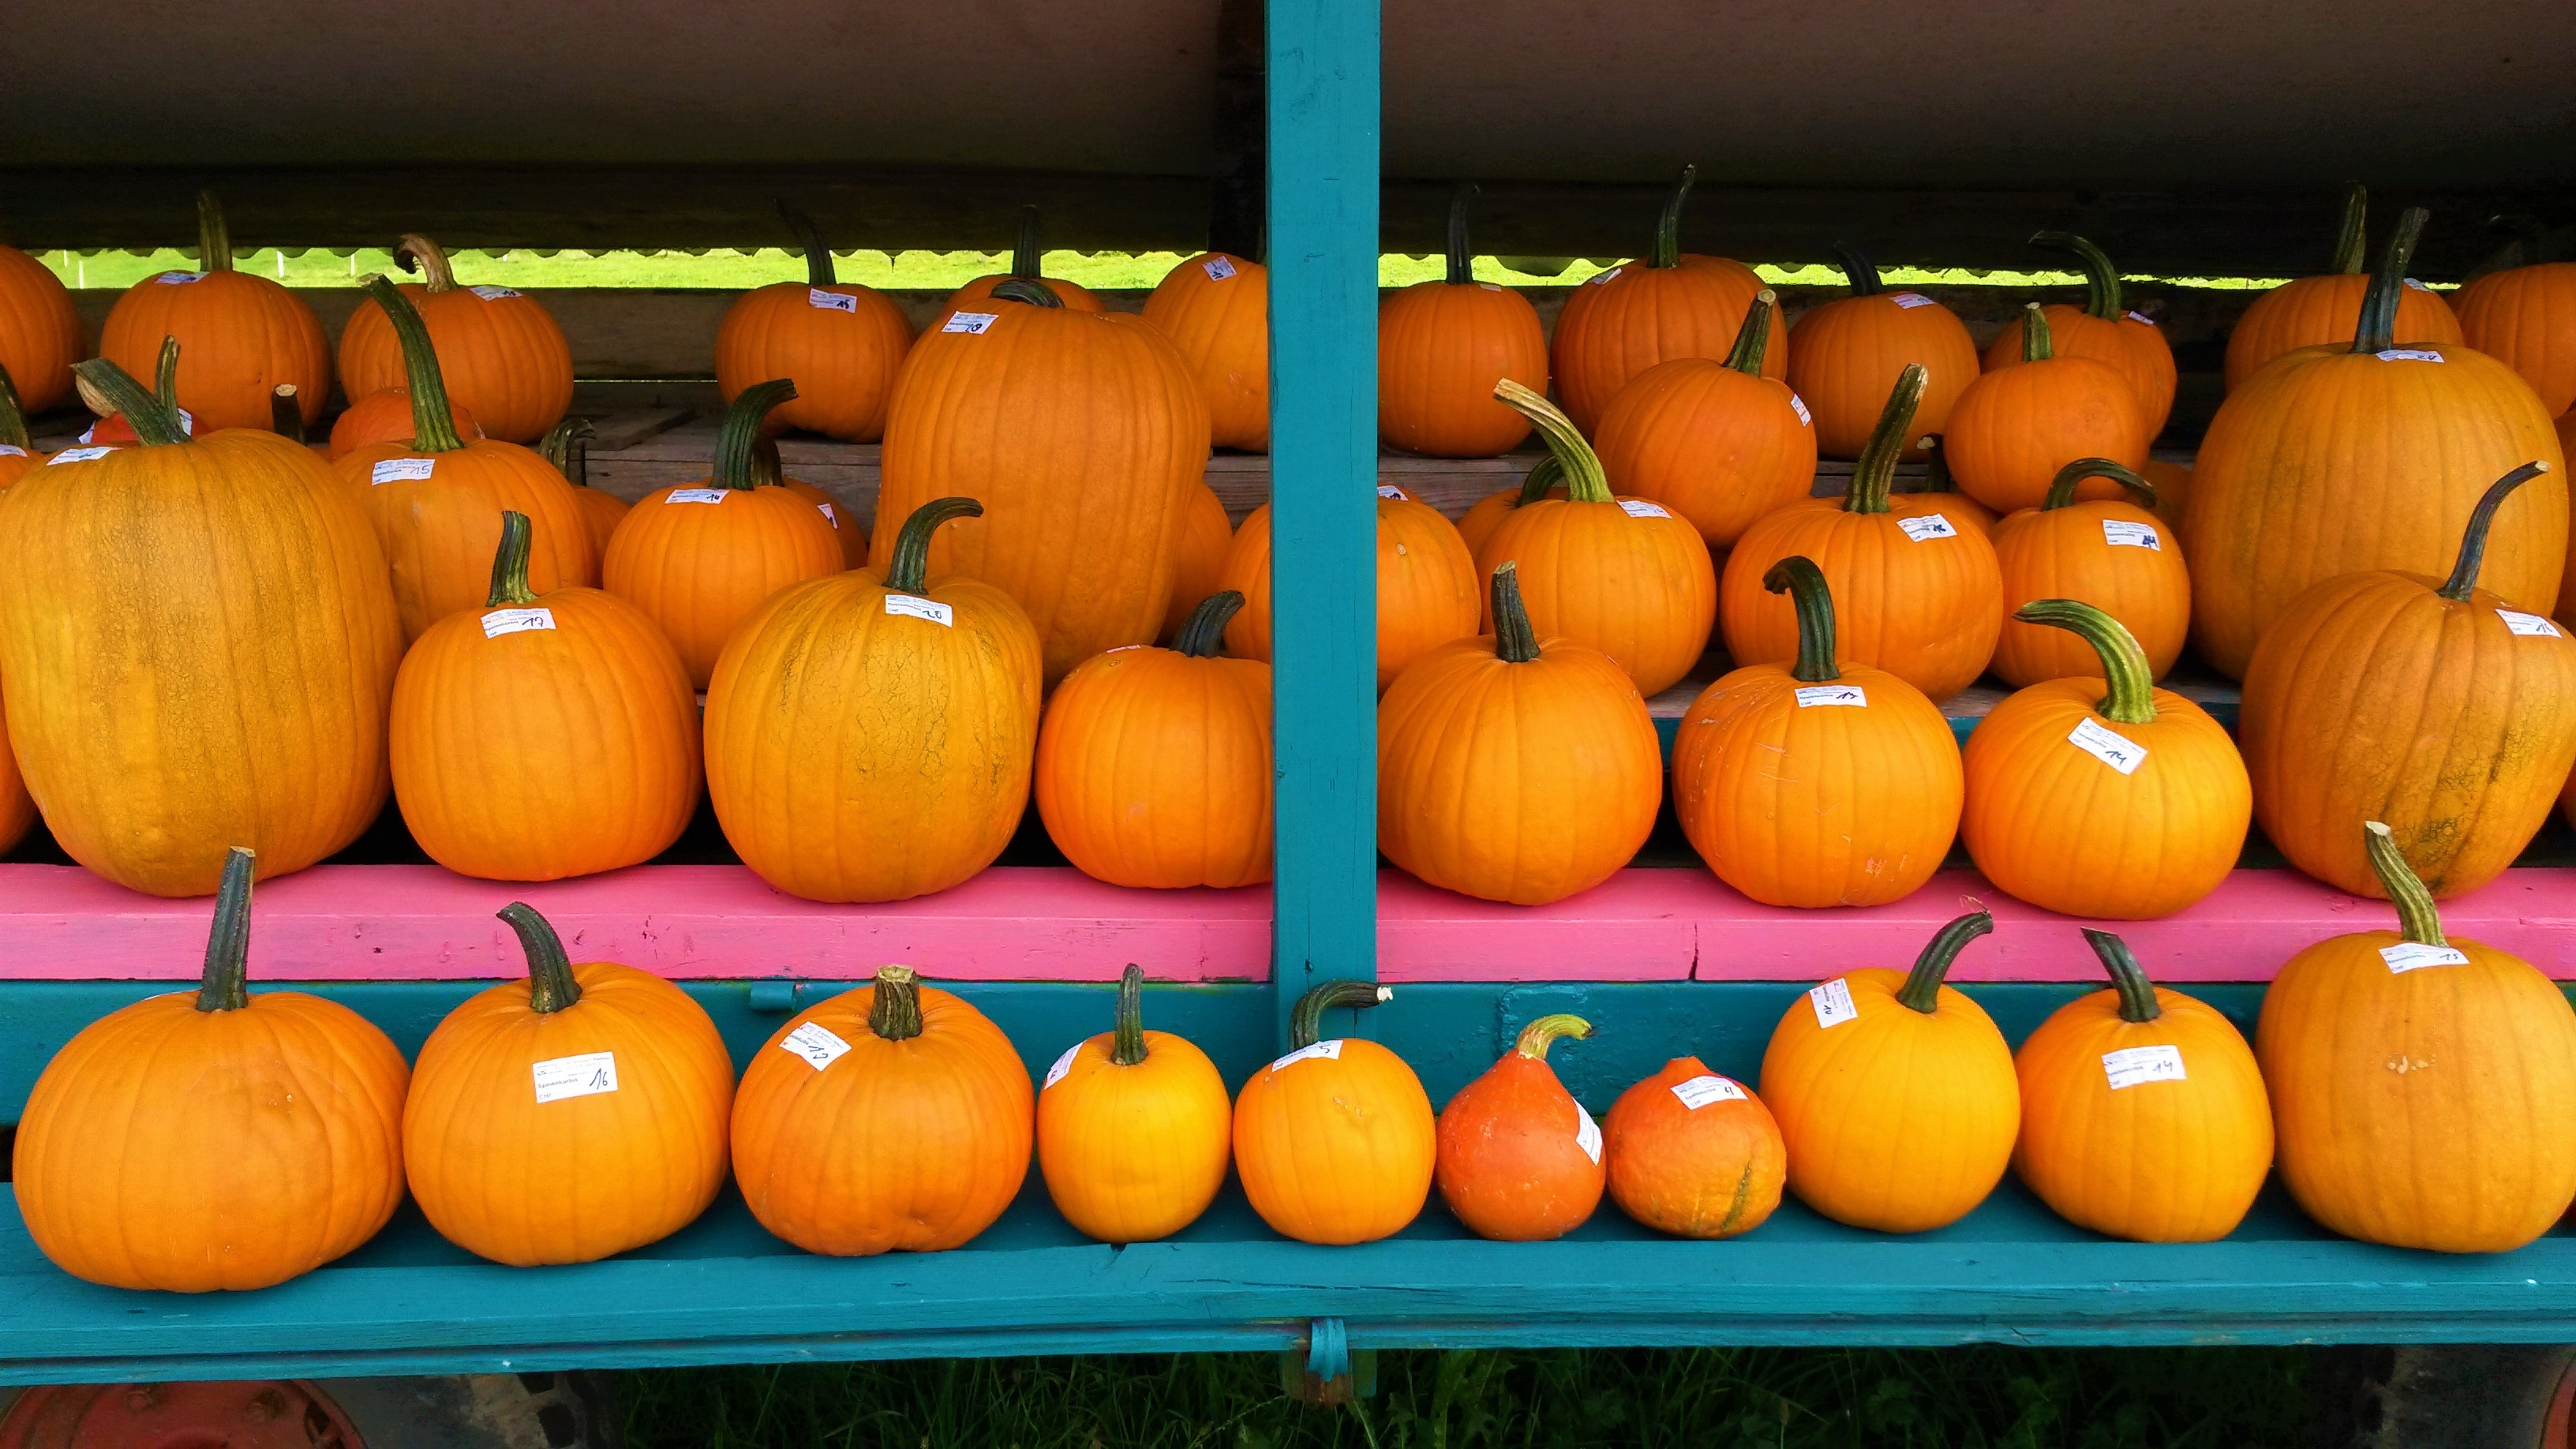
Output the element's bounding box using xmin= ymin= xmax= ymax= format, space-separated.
xmin=1435 ymin=1014 xmax=1605 ymax=1241
xmin=2224 ymin=185 xmax=2462 ymax=391
xmin=0 ymin=242 xmax=82 ymax=414
xmin=1456 ymin=455 xmax=1566 ymax=558
xmin=539 ymin=416 xmax=631 ymax=557
xmin=338 ymin=234 xmax=575 ymax=444
xmin=2012 ymin=929 xmax=2273 ymax=1243
xmin=1593 ymin=288 xmax=1819 ymax=548
xmin=328 ymin=385 xmax=481 ymax=459
xmin=1144 ymin=251 xmax=1269 ymax=451
xmin=0 ymin=362 xmax=43 ymax=492
xmin=2454 ymin=260 xmax=2576 ymax=417
xmin=1990 ymin=459 xmax=2191 ymax=687
xmin=754 ymin=432 xmax=867 ymax=567
xmin=404 ymin=902 xmax=734 ymax=1266
xmin=1217 ymin=486 xmax=1481 ymax=691
xmin=938 ymin=206 xmax=1105 ymax=320
xmin=1378 ymin=184 xmax=1549 ymax=457
xmin=1946 ymin=302 xmax=2150 ymax=513
xmin=1234 ymin=979 xmax=1436 ymax=1245
xmin=98 ymin=193 xmax=330 ymax=432
xmin=1981 ymin=233 xmax=2177 ymax=440
xmin=1163 ymin=479 xmax=1234 ymax=641
xmin=1037 ymin=964 xmax=1234 ymax=1244
xmin=733 ymin=964 xmax=1035 ymax=1256
xmin=1602 ymin=1057 xmax=1788 ymax=1240
xmin=713 ymin=203 xmax=915 ymax=442
xmin=2256 ymin=822 xmax=2576 ymax=1253
xmin=1784 ymin=244 xmax=1979 ymax=460
xmin=11 ymin=848 xmax=409 ymax=1290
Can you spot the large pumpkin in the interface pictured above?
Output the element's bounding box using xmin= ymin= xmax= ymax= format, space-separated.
xmin=0 ymin=242 xmax=83 ymax=414
xmin=1037 ymin=964 xmax=1234 ymax=1244
xmin=938 ymin=206 xmax=1105 ymax=321
xmin=1601 ymin=1057 xmax=1787 ymax=1240
xmin=1217 ymin=487 xmax=1481 ymax=691
xmin=1593 ymin=289 xmax=1818 ymax=548
xmin=1784 ymin=245 xmax=1979 ymax=459
xmin=403 ymin=902 xmax=733 ymax=1266
xmin=2240 ymin=461 xmax=2576 ymax=900
xmin=12 ymin=848 xmax=410 ymax=1290
xmin=733 ymin=965 xmax=1035 ymax=1256
xmin=339 ymin=234 xmax=574 ymax=444
xmin=1945 ymin=302 xmax=2150 ymax=514
xmin=1144 ymin=251 xmax=1270 ymax=451
xmin=2454 ymin=260 xmax=2576 ymax=417
xmin=1379 ymin=185 xmax=1549 ymax=457
xmin=1162 ymin=479 xmax=1234 ymax=641
xmin=2256 ymin=822 xmax=2576 ymax=1253
xmin=98 ymin=193 xmax=329 ymax=432
xmin=0 ymin=358 xmax=402 ymax=895
xmin=2224 ymin=185 xmax=2462 ymax=391
xmin=1981 ymin=233 xmax=2177 ymax=439
xmin=540 ymin=416 xmax=631 ymax=557
xmin=713 ymin=204 xmax=915 ymax=442
xmin=0 ymin=690 xmax=31 ymax=855
xmin=1990 ymin=459 xmax=2192 ymax=687
xmin=1234 ymin=980 xmax=1435 ymax=1245
xmin=1435 ymin=1014 xmax=1604 ymax=1242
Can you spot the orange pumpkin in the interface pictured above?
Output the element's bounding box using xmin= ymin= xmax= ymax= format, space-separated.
xmin=1946 ymin=303 xmax=2150 ymax=513
xmin=539 ymin=416 xmax=631 ymax=557
xmin=713 ymin=204 xmax=915 ymax=442
xmin=1593 ymin=289 xmax=1819 ymax=548
xmin=1217 ymin=488 xmax=1481 ymax=691
xmin=1720 ymin=365 xmax=2005 ymax=702
xmin=74 ymin=335 xmax=193 ymax=448
xmin=1785 ymin=245 xmax=1979 ymax=459
xmin=1914 ymin=435 xmax=1999 ymax=536
xmin=752 ymin=432 xmax=867 ymax=568
xmin=2224 ymin=185 xmax=2462 ymax=391
xmin=98 ymin=193 xmax=329 ymax=432
xmin=1759 ymin=910 xmax=2019 ymax=1234
xmin=1378 ymin=184 xmax=1549 ymax=457
xmin=733 ymin=964 xmax=1035 ymax=1256
xmin=1602 ymin=1057 xmax=1788 ymax=1240
xmin=1982 ymin=233 xmax=2177 ymax=440
xmin=2138 ymin=458 xmax=2193 ymax=540
xmin=1673 ymin=555 xmax=1961 ymax=908
xmin=12 ymin=848 xmax=409 ymax=1290
xmin=1377 ymin=561 xmax=1661 ymax=904
xmin=337 ymin=234 xmax=575 ymax=444
xmin=938 ymin=206 xmax=1104 ymax=321
xmin=0 ymin=244 xmax=82 ymax=414
xmin=2256 ymin=822 xmax=2576 ymax=1253
xmin=1233 ymin=980 xmax=1436 ymax=1245
xmin=1435 ymin=1014 xmax=1604 ymax=1242
xmin=1144 ymin=251 xmax=1269 ymax=451
xmin=1990 ymin=459 xmax=2191 ymax=687
xmin=2454 ymin=260 xmax=2576 ymax=417
xmin=1036 ymin=964 xmax=1234 ymax=1244
xmin=0 ymin=362 xmax=41 ymax=492
xmin=1162 ymin=479 xmax=1234 ymax=641
xmin=403 ymin=902 xmax=733 ymax=1266
xmin=328 ymin=384 xmax=481 ymax=459
xmin=1457 ymin=455 xmax=1567 ymax=559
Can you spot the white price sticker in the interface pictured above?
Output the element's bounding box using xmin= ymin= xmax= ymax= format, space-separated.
xmin=2380 ymin=942 xmax=2470 ymax=973
xmin=1670 ymin=1074 xmax=1749 ymax=1110
xmin=1794 ymin=684 xmax=1867 ymax=708
xmin=47 ymin=447 xmax=113 ymax=466
xmin=1574 ymin=1103 xmax=1602 ymax=1163
xmin=885 ymin=594 xmax=954 ymax=627
xmin=2498 ymin=609 xmax=2562 ymax=638
xmin=1043 ymin=1043 xmax=1080 ymax=1090
xmin=1591 ymin=267 xmax=1623 ymax=286
xmin=1269 ymin=1039 xmax=1344 ymax=1072
xmin=0 ymin=444 xmax=21 ymax=459
xmin=152 ymin=271 xmax=204 ymax=285
xmin=2404 ymin=277 xmax=2432 ymax=291
xmin=807 ymin=288 xmax=858 ymax=313
xmin=469 ymin=285 xmax=522 ymax=301
xmin=2102 ymin=520 xmax=2162 ymax=550
xmin=2102 ymin=1044 xmax=2187 ymax=1091
xmin=1202 ymin=256 xmax=1237 ymax=280
xmin=779 ymin=1020 xmax=851 ymax=1069
xmin=480 ymin=607 xmax=556 ymax=638
xmin=2375 ymin=348 xmax=2443 ymax=363
xmin=816 ymin=501 xmax=837 ymax=524
xmin=1897 ymin=513 xmax=1958 ymax=542
xmin=1809 ymin=978 xmax=1859 ymax=1028
xmin=943 ymin=311 xmax=999 ymax=334
xmin=668 ymin=488 xmax=728 ymax=504
xmin=1788 ymin=392 xmax=1811 ymax=425
xmin=1377 ymin=484 xmax=1410 ymax=500
xmin=2124 ymin=310 xmax=2157 ymax=327
xmin=372 ymin=457 xmax=436 ymax=484
xmin=1618 ymin=499 xmax=1671 ymax=519
xmin=531 ymin=1051 xmax=618 ymax=1104
xmin=2068 ymin=717 xmax=2148 ymax=775
xmin=1889 ymin=291 xmax=1936 ymax=309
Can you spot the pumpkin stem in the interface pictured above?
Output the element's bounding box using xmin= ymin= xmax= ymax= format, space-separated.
xmin=991 ymin=278 xmax=1065 ymax=309
xmin=1511 ymin=1013 xmax=1592 ymax=1060
xmin=2363 ymin=821 xmax=2447 ymax=946
xmin=2013 ymin=599 xmax=2159 ymax=724
xmin=1443 ymin=182 xmax=1478 ymax=287
xmin=1649 ymin=165 xmax=1696 ymax=269
xmin=1490 ymin=560 xmax=1541 ymax=665
xmin=152 ymin=335 xmax=181 ymax=411
xmin=485 ymin=510 xmax=539 ymax=608
xmin=1920 ymin=435 xmax=1960 ymax=496
xmin=1176 ymin=590 xmax=1246 ymax=657
xmin=1288 ymin=979 xmax=1390 ymax=1051
xmin=1011 ymin=206 xmax=1044 ymax=280
xmin=538 ymin=417 xmax=593 ymax=487
xmin=2019 ymin=301 xmax=2054 ymax=364
xmin=1111 ymin=963 xmax=1149 ymax=1066
xmin=269 ymin=385 xmax=304 ymax=443
xmin=713 ymin=379 xmax=797 ymax=490
xmin=1723 ymin=289 xmax=1777 ymax=377
xmin=195 ymin=190 xmax=234 ymax=274
xmin=2030 ymin=232 xmax=2124 ymax=319
xmin=2041 ymin=459 xmax=2157 ymax=513
xmin=1831 ymin=241 xmax=1883 ymax=298
xmin=364 ymin=275 xmax=469 ymax=455
xmin=2330 ymin=183 xmax=2370 ymax=275
xmin=2350 ymin=207 xmax=2429 ymax=354
xmin=1765 ymin=556 xmax=1841 ymax=685
xmin=868 ymin=964 xmax=926 ymax=1041
xmin=747 ymin=433 xmax=786 ymax=489
xmin=1515 ymin=453 xmax=1563 ymax=507
xmin=0 ymin=363 xmax=27 ymax=452
xmin=70 ymin=358 xmax=187 ymax=447
xmin=778 ymin=200 xmax=837 ymax=288
xmin=1492 ymin=379 xmax=1612 ymax=504
xmin=393 ymin=234 xmax=459 ymax=294
xmin=2083 ymin=929 xmax=2163 ymax=1024
xmin=2438 ymin=460 xmax=2550 ymax=601
xmin=886 ymin=496 xmax=983 ymax=594
xmin=498 ymin=902 xmax=583 ymax=1014
xmin=1843 ymin=363 xmax=1926 ymax=515
xmin=1894 ymin=908 xmax=1994 ymax=1014
xmin=195 ymin=846 xmax=256 ymax=1013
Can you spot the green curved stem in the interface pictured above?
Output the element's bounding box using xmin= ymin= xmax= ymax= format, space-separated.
xmin=2350 ymin=208 xmax=2429 ymax=354
xmin=1111 ymin=964 xmax=1148 ymax=1066
xmin=1515 ymin=453 xmax=1563 ymax=507
xmin=1176 ymin=590 xmax=1245 ymax=657
xmin=2082 ymin=929 xmax=2162 ymax=1024
xmin=2439 ymin=461 xmax=2550 ymax=601
xmin=152 ymin=336 xmax=179 ymax=410
xmin=991 ymin=278 xmax=1064 ymax=309
xmin=1650 ymin=166 xmax=1696 ymax=269
xmin=269 ymin=385 xmax=303 ymax=442
xmin=779 ymin=200 xmax=837 ymax=287
xmin=1444 ymin=182 xmax=1477 ymax=286
xmin=70 ymin=358 xmax=186 ymax=447
xmin=1011 ymin=206 xmax=1043 ymax=279
xmin=1831 ymin=241 xmax=1882 ymax=297
xmin=2030 ymin=232 xmax=2123 ymax=318
xmin=886 ymin=496 xmax=983 ymax=593
xmin=485 ymin=510 xmax=538 ymax=607
xmin=2042 ymin=459 xmax=2157 ymax=512
xmin=2012 ymin=600 xmax=2158 ymax=724
xmin=1724 ymin=290 xmax=1776 ymax=376
xmin=1289 ymin=979 xmax=1390 ymax=1050
xmin=538 ymin=417 xmax=593 ymax=487
xmin=1490 ymin=560 xmax=1541 ymax=664
xmin=1896 ymin=909 xmax=1994 ymax=1014
xmin=0 ymin=364 xmax=25 ymax=451
xmin=364 ymin=275 xmax=467 ymax=455
xmin=498 ymin=902 xmax=582 ymax=1014
xmin=1844 ymin=363 xmax=1926 ymax=515
xmin=2020 ymin=302 xmax=2054 ymax=363
xmin=394 ymin=235 xmax=459 ymax=293
xmin=870 ymin=964 xmax=924 ymax=1041
xmin=195 ymin=191 xmax=234 ymax=273
xmin=2364 ymin=822 xmax=2447 ymax=945
xmin=713 ymin=379 xmax=796 ymax=490
xmin=1492 ymin=380 xmax=1612 ymax=504
xmin=2331 ymin=184 xmax=2369 ymax=274
xmin=1764 ymin=556 xmax=1840 ymax=684
xmin=195 ymin=846 xmax=256 ymax=1013
xmin=1511 ymin=1013 xmax=1591 ymax=1061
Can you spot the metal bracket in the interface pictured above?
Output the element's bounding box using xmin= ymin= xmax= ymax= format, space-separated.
xmin=1305 ymin=1316 xmax=1349 ymax=1381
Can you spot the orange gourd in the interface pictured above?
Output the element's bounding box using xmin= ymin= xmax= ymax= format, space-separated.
xmin=1720 ymin=365 xmax=2005 ymax=702
xmin=1144 ymin=251 xmax=1269 ymax=451
xmin=1036 ymin=964 xmax=1234 ymax=1244
xmin=2012 ymin=929 xmax=2272 ymax=1244
xmin=0 ymin=243 xmax=82 ymax=414
xmin=1233 ymin=980 xmax=1436 ymax=1245
xmin=1982 ymin=233 xmax=2177 ymax=440
xmin=1162 ymin=479 xmax=1234 ymax=641
xmin=938 ymin=207 xmax=1104 ymax=321
xmin=1990 ymin=459 xmax=2192 ymax=687
xmin=1759 ymin=910 xmax=2019 ymax=1234
xmin=1435 ymin=1014 xmax=1604 ymax=1241
xmin=2224 ymin=185 xmax=2462 ymax=392
xmin=338 ymin=234 xmax=575 ymax=444
xmin=713 ymin=204 xmax=915 ymax=442
xmin=1377 ymin=562 xmax=1661 ymax=904
xmin=1378 ymin=185 xmax=1549 ymax=456
xmin=1947 ymin=302 xmax=2151 ymax=513
xmin=1456 ymin=455 xmax=1566 ymax=558
xmin=402 ymin=903 xmax=733 ymax=1266
xmin=2240 ymin=462 xmax=2576 ymax=900
xmin=1217 ymin=487 xmax=1481 ymax=691
xmin=0 ymin=363 xmax=40 ymax=492
xmin=98 ymin=193 xmax=329 ymax=432
xmin=2256 ymin=823 xmax=2576 ymax=1252
xmin=2455 ymin=260 xmax=2576 ymax=417
xmin=538 ymin=416 xmax=631 ymax=558
xmin=328 ymin=385 xmax=481 ymax=459
xmin=1601 ymin=1057 xmax=1787 ymax=1240
xmin=1593 ymin=289 xmax=1819 ymax=548
xmin=1964 ymin=601 xmax=2251 ymax=918
xmin=12 ymin=848 xmax=409 ymax=1290
xmin=733 ymin=964 xmax=1035 ymax=1256
xmin=1786 ymin=245 xmax=1979 ymax=459
xmin=706 ymin=497 xmax=1042 ymax=903
xmin=1673 ymin=556 xmax=1961 ymax=908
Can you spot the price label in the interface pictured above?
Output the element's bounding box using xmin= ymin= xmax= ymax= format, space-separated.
xmin=885 ymin=594 xmax=954 ymax=627
xmin=1043 ymin=1044 xmax=1080 ymax=1090
xmin=2102 ymin=519 xmax=2162 ymax=550
xmin=815 ymin=501 xmax=837 ymax=525
xmin=1897 ymin=513 xmax=1958 ymax=542
xmin=469 ymin=285 xmax=522 ymax=301
xmin=152 ymin=271 xmax=205 ymax=285
xmin=779 ymin=1020 xmax=851 ymax=1069
xmin=2068 ymin=717 xmax=2147 ymax=775
xmin=668 ymin=488 xmax=728 ymax=504
xmin=2404 ymin=277 xmax=2433 ymax=291
xmin=1889 ymin=291 xmax=1936 ymax=309
xmin=1590 ymin=267 xmax=1624 ymax=286
xmin=808 ymin=287 xmax=858 ymax=312
xmin=531 ymin=1051 xmax=618 ymax=1103
xmin=480 ymin=607 xmax=556 ymax=638
xmin=47 ymin=447 xmax=114 ymax=466
xmin=1670 ymin=1075 xmax=1749 ymax=1110
xmin=1574 ymin=1103 xmax=1602 ymax=1163
xmin=2380 ymin=942 xmax=2469 ymax=973
xmin=2375 ymin=348 xmax=2443 ymax=363
xmin=1618 ymin=499 xmax=1671 ymax=519
xmin=1201 ymin=256 xmax=1238 ymax=281
xmin=1377 ymin=484 xmax=1410 ymax=500
xmin=1788 ymin=392 xmax=1811 ymax=425
xmin=2497 ymin=609 xmax=2562 ymax=638
xmin=2124 ymin=310 xmax=2157 ymax=327
xmin=2102 ymin=1044 xmax=2187 ymax=1091
xmin=372 ymin=457 xmax=436 ymax=484
xmin=1794 ymin=684 xmax=1867 ymax=708
xmin=1269 ymin=1039 xmax=1344 ymax=1071
xmin=943 ymin=312 xmax=999 ymax=334
xmin=1809 ymin=978 xmax=1859 ymax=1028
xmin=0 ymin=444 xmax=22 ymax=458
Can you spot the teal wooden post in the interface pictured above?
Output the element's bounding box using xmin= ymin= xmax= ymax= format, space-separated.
xmin=1266 ymin=0 xmax=1380 ymax=1045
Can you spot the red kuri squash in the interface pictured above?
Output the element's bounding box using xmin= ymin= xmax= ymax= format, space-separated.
xmin=1436 ymin=1014 xmax=1605 ymax=1242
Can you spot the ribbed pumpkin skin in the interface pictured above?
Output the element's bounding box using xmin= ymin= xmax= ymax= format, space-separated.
xmin=0 ymin=432 xmax=402 ymax=895
xmin=342 ymin=285 xmax=574 ymax=444
xmin=1788 ymin=294 xmax=1979 ymax=459
xmin=1378 ymin=280 xmax=1548 ymax=456
xmin=1035 ymin=644 xmax=1272 ymax=889
xmin=391 ymin=587 xmax=702 ymax=882
xmin=1476 ymin=498 xmax=1716 ymax=697
xmin=1038 ymin=1028 xmax=1233 ymax=1244
xmin=1991 ymin=504 xmax=2191 ymax=686
xmin=2258 ymin=929 xmax=2576 ymax=1252
xmin=1162 ymin=481 xmax=1234 ymax=641
xmin=1944 ymin=356 xmax=2150 ymax=513
xmin=732 ymin=980 xmax=1035 ymax=1255
xmin=341 ymin=440 xmax=601 ymax=643
xmin=327 ymin=387 xmax=480 ymax=459
xmin=603 ymin=482 xmax=844 ymax=688
xmin=2455 ymin=263 xmax=2576 ymax=417
xmin=1552 ymin=260 xmax=1784 ymax=433
xmin=1983 ymin=307 xmax=2177 ymax=440
xmin=1218 ymin=495 xmax=1481 ymax=691
xmin=1144 ymin=253 xmax=1269 ymax=451
xmin=13 ymin=990 xmax=410 ymax=1290
xmin=0 ymin=693 xmax=32 ymax=855
xmin=1593 ymin=356 xmax=1818 ymax=548
xmin=0 ymin=245 xmax=84 ymax=413
xmin=571 ymin=485 xmax=631 ymax=558
xmin=1234 ymin=1038 xmax=1436 ymax=1245
xmin=874 ymin=305 xmax=1208 ymax=685
xmin=1435 ymin=1050 xmax=1604 ymax=1242
xmin=1456 ymin=483 xmax=1563 ymax=557
xmin=403 ymin=961 xmax=735 ymax=1266
xmin=713 ymin=283 xmax=914 ymax=441
xmin=2224 ymin=275 xmax=2460 ymax=391
xmin=1720 ymin=500 xmax=2003 ymax=702
xmin=2139 ymin=459 xmax=2194 ymax=539
xmin=2240 ymin=571 xmax=2576 ymax=900
xmin=101 ymin=271 xmax=330 ymax=432
xmin=2187 ymin=346 xmax=2567 ymax=677
xmin=1602 ymin=1058 xmax=1786 ymax=1239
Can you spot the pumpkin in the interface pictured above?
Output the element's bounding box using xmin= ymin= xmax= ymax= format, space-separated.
xmin=1377 ymin=561 xmax=1661 ymax=904
xmin=2011 ymin=929 xmax=2272 ymax=1243
xmin=733 ymin=964 xmax=1035 ymax=1255
xmin=1963 ymin=600 xmax=2251 ymax=918
xmin=1593 ymin=288 xmax=1819 ymax=548
xmin=337 ymin=234 xmax=575 ymax=444
xmin=539 ymin=416 xmax=631 ymax=557
xmin=706 ymin=496 xmax=1042 ymax=902
xmin=1945 ymin=303 xmax=2150 ymax=513
xmin=328 ymin=385 xmax=481 ymax=459
xmin=1144 ymin=251 xmax=1269 ymax=451
xmin=1982 ymin=233 xmax=2177 ymax=440
xmin=754 ymin=432 xmax=867 ymax=567
xmin=2256 ymin=822 xmax=2576 ymax=1253
xmin=1990 ymin=459 xmax=2191 ymax=687
xmin=0 ymin=242 xmax=81 ymax=414
xmin=713 ymin=203 xmax=915 ymax=442
xmin=1036 ymin=964 xmax=1234 ymax=1244
xmin=403 ymin=902 xmax=733 ymax=1266
xmin=0 ymin=363 xmax=41 ymax=492
xmin=1456 ymin=455 xmax=1565 ymax=558
xmin=1720 ymin=365 xmax=2005 ymax=702
xmin=2188 ymin=208 xmax=2567 ymax=676
xmin=2138 ymin=458 xmax=2193 ymax=539
xmin=1475 ymin=380 xmax=1716 ymax=695
xmin=0 ymin=690 xmax=31 ymax=855
xmin=1673 ymin=555 xmax=1961 ymax=907
xmin=1163 ymin=479 xmax=1234 ymax=641
xmin=1784 ymin=244 xmax=1979 ymax=459
xmin=1233 ymin=979 xmax=1435 ymax=1245
xmin=2240 ymin=460 xmax=2576 ymax=900
xmin=0 ymin=358 xmax=402 ymax=895
xmin=938 ymin=206 xmax=1104 ymax=320
xmin=1913 ymin=435 xmax=1999 ymax=535
xmin=1378 ymin=184 xmax=1549 ymax=457
xmin=1549 ymin=167 xmax=1786 ymax=432
xmin=1217 ymin=487 xmax=1481 ymax=691
xmin=876 ymin=279 xmax=1207 ymax=685
xmin=1434 ymin=1014 xmax=1604 ymax=1241
xmin=11 ymin=847 xmax=409 ymax=1290
xmin=2454 ymin=261 xmax=2576 ymax=417
xmin=1758 ymin=910 xmax=2019 ymax=1234
xmin=2224 ymin=185 xmax=2462 ymax=392
xmin=1603 ymin=1057 xmax=1788 ymax=1240
xmin=390 ymin=511 xmax=701 ymax=882
xmin=98 ymin=193 xmax=328 ymax=432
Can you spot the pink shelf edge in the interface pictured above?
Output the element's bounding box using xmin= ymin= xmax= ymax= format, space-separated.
xmin=0 ymin=862 xmax=2568 ymax=986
